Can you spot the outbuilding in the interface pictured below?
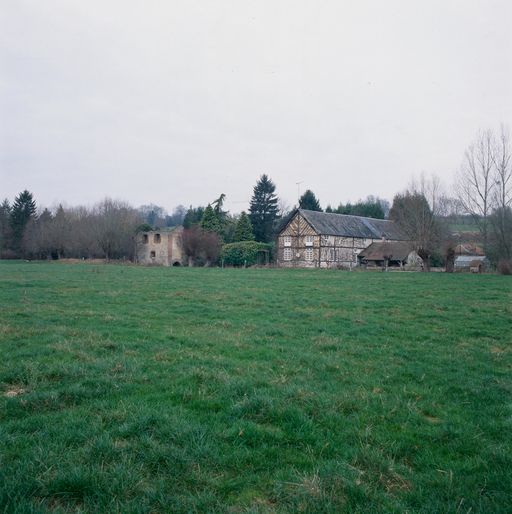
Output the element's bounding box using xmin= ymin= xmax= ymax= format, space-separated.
xmin=358 ymin=241 xmax=423 ymax=270
xmin=454 ymin=255 xmax=490 ymax=273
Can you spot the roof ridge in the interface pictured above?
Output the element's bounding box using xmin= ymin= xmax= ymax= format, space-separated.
xmin=299 ymin=208 xmax=392 ymax=222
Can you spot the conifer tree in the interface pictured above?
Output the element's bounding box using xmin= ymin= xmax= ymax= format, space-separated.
xmin=200 ymin=204 xmax=223 ymax=235
xmin=299 ymin=189 xmax=322 ymax=211
xmin=234 ymin=211 xmax=254 ymax=242
xmin=249 ymin=174 xmax=279 ymax=242
xmin=0 ymin=199 xmax=12 ymax=253
xmin=10 ymin=190 xmax=36 ymax=253
xmin=183 ymin=206 xmax=205 ymax=228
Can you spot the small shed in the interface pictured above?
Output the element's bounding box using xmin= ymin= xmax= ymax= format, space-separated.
xmin=454 ymin=255 xmax=490 ymax=273
xmin=358 ymin=241 xmax=423 ymax=270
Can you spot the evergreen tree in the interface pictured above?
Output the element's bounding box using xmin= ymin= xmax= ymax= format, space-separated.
xmin=10 ymin=190 xmax=36 ymax=253
xmin=249 ymin=174 xmax=279 ymax=242
xmin=200 ymin=204 xmax=223 ymax=235
xmin=0 ymin=199 xmax=12 ymax=254
xmin=299 ymin=189 xmax=322 ymax=211
xmin=183 ymin=206 xmax=205 ymax=228
xmin=234 ymin=211 xmax=255 ymax=242
xmin=334 ymin=197 xmax=386 ymax=219
xmin=212 ymin=194 xmax=227 ymax=223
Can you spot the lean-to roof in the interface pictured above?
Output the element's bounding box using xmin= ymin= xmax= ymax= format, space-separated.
xmin=358 ymin=241 xmax=414 ymax=261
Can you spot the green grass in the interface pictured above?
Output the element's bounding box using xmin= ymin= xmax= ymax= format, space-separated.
xmin=448 ymin=222 xmax=480 ymax=234
xmin=1 ymin=261 xmax=511 ymax=513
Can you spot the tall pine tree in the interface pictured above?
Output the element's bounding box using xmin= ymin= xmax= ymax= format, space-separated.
xmin=249 ymin=174 xmax=279 ymax=242
xmin=10 ymin=190 xmax=36 ymax=253
xmin=299 ymin=189 xmax=322 ymax=211
xmin=234 ymin=211 xmax=254 ymax=242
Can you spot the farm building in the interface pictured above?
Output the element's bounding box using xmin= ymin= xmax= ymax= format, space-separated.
xmin=136 ymin=227 xmax=183 ymax=266
xmin=276 ymin=209 xmax=407 ymax=268
xmin=358 ymin=241 xmax=423 ymax=270
xmin=454 ymin=255 xmax=490 ymax=273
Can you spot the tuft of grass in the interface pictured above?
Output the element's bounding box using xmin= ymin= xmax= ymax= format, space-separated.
xmin=0 ymin=261 xmax=511 ymax=513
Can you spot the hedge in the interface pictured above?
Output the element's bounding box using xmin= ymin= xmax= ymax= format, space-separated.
xmin=221 ymin=241 xmax=273 ymax=267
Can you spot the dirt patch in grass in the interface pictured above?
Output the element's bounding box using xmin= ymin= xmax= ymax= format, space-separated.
xmin=4 ymin=386 xmax=26 ymax=397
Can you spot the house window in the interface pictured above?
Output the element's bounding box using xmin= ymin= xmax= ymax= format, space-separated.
xmin=284 ymin=248 xmax=292 ymax=261
xmin=329 ymin=248 xmax=335 ymax=261
xmin=142 ymin=234 xmax=148 ymax=244
xmin=305 ymin=235 xmax=314 ymax=246
xmin=283 ymin=235 xmax=292 ymax=247
xmin=154 ymin=233 xmax=161 ymax=244
xmin=305 ymin=248 xmax=313 ymax=261
xmin=321 ymin=235 xmax=329 ymax=245
xmin=150 ymin=251 xmax=156 ymax=258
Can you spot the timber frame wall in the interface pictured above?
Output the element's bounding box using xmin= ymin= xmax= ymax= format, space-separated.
xmin=276 ymin=211 xmax=396 ymax=269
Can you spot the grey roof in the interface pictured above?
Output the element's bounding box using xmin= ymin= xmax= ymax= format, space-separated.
xmin=455 ymin=255 xmax=488 ymax=264
xmin=358 ymin=241 xmax=415 ymax=261
xmin=298 ymin=209 xmax=407 ymax=240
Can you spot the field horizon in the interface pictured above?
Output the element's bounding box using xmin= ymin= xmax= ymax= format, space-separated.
xmin=1 ymin=261 xmax=511 ymax=513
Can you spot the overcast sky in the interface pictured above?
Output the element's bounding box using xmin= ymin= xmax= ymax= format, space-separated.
xmin=1 ymin=1 xmax=511 ymax=214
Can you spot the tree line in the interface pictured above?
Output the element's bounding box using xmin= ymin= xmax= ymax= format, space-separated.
xmin=0 ymin=174 xmax=281 ymax=263
xmin=1 ymin=125 xmax=511 ymax=270
xmin=0 ymin=196 xmax=142 ymax=261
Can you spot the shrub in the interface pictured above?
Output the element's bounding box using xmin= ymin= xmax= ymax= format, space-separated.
xmin=221 ymin=241 xmax=273 ymax=267
xmin=182 ymin=227 xmax=221 ymax=266
xmin=497 ymin=259 xmax=512 ymax=275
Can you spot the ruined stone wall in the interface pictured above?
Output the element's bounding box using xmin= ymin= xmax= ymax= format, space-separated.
xmin=136 ymin=228 xmax=183 ymax=266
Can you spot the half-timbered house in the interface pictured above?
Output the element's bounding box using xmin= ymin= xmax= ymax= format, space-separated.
xmin=276 ymin=209 xmax=407 ymax=268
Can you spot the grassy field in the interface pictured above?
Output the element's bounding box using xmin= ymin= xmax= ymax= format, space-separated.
xmin=1 ymin=262 xmax=511 ymax=513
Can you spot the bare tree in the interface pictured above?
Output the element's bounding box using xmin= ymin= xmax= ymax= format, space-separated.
xmin=492 ymin=125 xmax=512 ymax=209
xmin=93 ymin=199 xmax=142 ymax=260
xmin=202 ymin=231 xmax=221 ymax=266
xmin=138 ymin=204 xmax=167 ymax=228
xmin=389 ymin=174 xmax=446 ymax=270
xmin=22 ymin=209 xmax=53 ymax=259
xmin=489 ymin=125 xmax=512 ymax=260
xmin=181 ymin=226 xmax=221 ymax=266
xmin=455 ymin=129 xmax=496 ymax=248
xmin=66 ymin=206 xmax=101 ymax=258
xmin=182 ymin=226 xmax=203 ymax=266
